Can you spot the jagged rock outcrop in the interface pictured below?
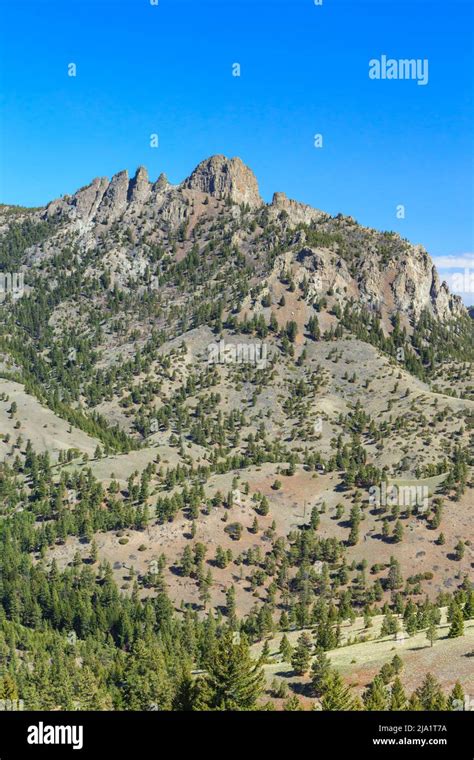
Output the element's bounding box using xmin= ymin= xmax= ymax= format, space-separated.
xmin=45 ymin=176 xmax=108 ymax=224
xmin=128 ymin=166 xmax=151 ymax=205
xmin=154 ymin=173 xmax=169 ymax=191
xmin=31 ymin=155 xmax=467 ymax=324
xmin=94 ymin=170 xmax=129 ymax=224
xmin=44 ymin=155 xmax=263 ymax=229
xmin=182 ymin=155 xmax=262 ymax=208
xmin=390 ymin=245 xmax=464 ymax=321
xmin=270 ymin=191 xmax=326 ymax=226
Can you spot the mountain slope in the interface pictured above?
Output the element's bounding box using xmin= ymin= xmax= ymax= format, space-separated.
xmin=0 ymin=156 xmax=472 ymax=710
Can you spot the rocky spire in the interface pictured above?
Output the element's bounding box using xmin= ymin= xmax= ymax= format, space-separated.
xmin=128 ymin=166 xmax=150 ymax=204
xmin=182 ymin=155 xmax=262 ymax=208
xmin=94 ymin=170 xmax=129 ymax=223
xmin=154 ymin=172 xmax=169 ymax=191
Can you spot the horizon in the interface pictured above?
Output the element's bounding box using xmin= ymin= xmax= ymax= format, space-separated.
xmin=0 ymin=0 xmax=473 ymax=301
xmin=2 ymin=150 xmax=472 ymax=306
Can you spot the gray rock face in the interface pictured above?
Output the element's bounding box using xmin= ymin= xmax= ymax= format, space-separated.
xmin=95 ymin=170 xmax=129 ymax=223
xmin=429 ymin=266 xmax=463 ymax=320
xmin=45 ymin=177 xmax=108 ymax=223
xmin=390 ymin=245 xmax=464 ymax=321
xmin=294 ymin=240 xmax=465 ymax=325
xmin=270 ymin=191 xmax=326 ymax=225
xmin=182 ymin=155 xmax=262 ymax=208
xmin=154 ymin=173 xmax=169 ymax=191
xmin=128 ymin=166 xmax=151 ymax=205
xmin=39 ymin=155 xmax=466 ymax=325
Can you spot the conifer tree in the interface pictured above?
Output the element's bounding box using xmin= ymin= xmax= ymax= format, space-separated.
xmin=391 ymin=655 xmax=403 ymax=675
xmin=197 ymin=629 xmax=264 ymax=710
xmin=381 ymin=611 xmax=399 ymax=637
xmin=291 ymin=632 xmax=312 ymax=675
xmin=363 ymin=675 xmax=388 ymax=710
xmin=321 ymin=671 xmax=355 ymax=711
xmin=389 ymin=677 xmax=407 ymax=711
xmin=448 ymin=606 xmax=464 ymax=638
xmin=448 ymin=681 xmax=465 ymax=711
xmin=463 ymin=591 xmax=474 ymax=620
xmin=416 ymin=673 xmax=446 ymax=710
xmin=310 ymin=649 xmax=331 ymax=697
xmin=408 ymin=692 xmax=423 ymax=710
xmin=260 ymin=640 xmax=270 ymax=665
xmin=279 ymin=634 xmax=293 ymax=663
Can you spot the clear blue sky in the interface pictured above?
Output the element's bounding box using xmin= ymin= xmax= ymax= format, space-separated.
xmin=0 ymin=0 xmax=472 ymax=268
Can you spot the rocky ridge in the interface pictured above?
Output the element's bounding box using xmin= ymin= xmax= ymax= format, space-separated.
xmin=1 ymin=155 xmax=467 ymax=325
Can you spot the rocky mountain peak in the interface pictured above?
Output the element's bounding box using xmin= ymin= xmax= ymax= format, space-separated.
xmin=128 ymin=166 xmax=151 ymax=204
xmin=154 ymin=172 xmax=169 ymax=191
xmin=182 ymin=155 xmax=262 ymax=208
xmin=35 ymin=156 xmax=467 ymax=326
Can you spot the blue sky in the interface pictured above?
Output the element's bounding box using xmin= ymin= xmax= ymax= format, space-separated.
xmin=0 ymin=0 xmax=472 ymax=298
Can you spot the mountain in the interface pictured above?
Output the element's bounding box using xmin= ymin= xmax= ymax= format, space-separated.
xmin=0 ymin=156 xmax=472 ymax=710
xmin=3 ymin=155 xmax=465 ymax=329
xmin=1 ymin=152 xmax=472 ymax=464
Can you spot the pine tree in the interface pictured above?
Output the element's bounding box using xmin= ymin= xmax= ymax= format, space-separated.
xmin=260 ymin=640 xmax=270 ymax=665
xmin=416 ymin=673 xmax=445 ymax=710
xmin=406 ymin=613 xmax=417 ymax=636
xmin=389 ymin=677 xmax=407 ymax=710
xmin=363 ymin=675 xmax=388 ymax=710
xmin=89 ymin=539 xmax=98 ymax=564
xmin=310 ymin=506 xmax=320 ymax=530
xmin=269 ymin=312 xmax=278 ymax=332
xmin=307 ymin=315 xmax=320 ymax=341
xmin=426 ymin=621 xmax=437 ymax=648
xmin=0 ymin=673 xmax=18 ymax=701
xmin=311 ymin=649 xmax=331 ymax=697
xmin=279 ymin=634 xmax=293 ymax=663
xmin=391 ymin=654 xmax=403 ymax=675
xmin=225 ymin=585 xmax=236 ymax=622
xmin=173 ymin=671 xmax=200 ymax=711
xmin=122 ymin=640 xmax=174 ymax=710
xmin=315 ymin=619 xmax=337 ymax=650
xmin=448 ymin=606 xmax=464 ymax=638
xmin=448 ymin=681 xmax=465 ymax=711
xmin=393 ymin=520 xmax=404 ymax=543
xmin=380 ymin=662 xmax=394 ymax=684
xmin=74 ymin=666 xmax=113 ymax=710
xmin=198 ymin=629 xmax=264 ymax=710
xmin=381 ymin=611 xmax=398 ymax=637
xmin=181 ymin=546 xmax=194 ymax=577
xmin=408 ymin=693 xmax=423 ymax=710
xmin=463 ymin=591 xmax=474 ymax=620
xmin=321 ymin=671 xmax=355 ymax=711
xmin=387 ymin=557 xmax=403 ymax=589
xmin=291 ymin=632 xmax=312 ymax=675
